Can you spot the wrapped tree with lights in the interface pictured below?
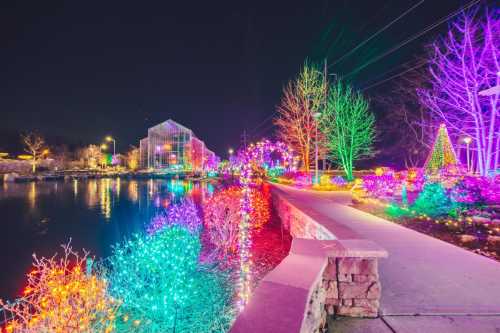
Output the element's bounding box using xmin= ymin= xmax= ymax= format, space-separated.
xmin=21 ymin=133 xmax=47 ymax=173
xmin=418 ymin=5 xmax=499 ymax=175
xmin=424 ymin=123 xmax=458 ymax=173
xmin=126 ymin=145 xmax=140 ymax=170
xmin=274 ymin=62 xmax=327 ymax=171
xmin=319 ymin=81 xmax=375 ymax=180
xmin=105 ymin=225 xmax=234 ymax=332
xmin=0 ymin=243 xmax=119 ymax=333
xmin=79 ymin=144 xmax=103 ymax=169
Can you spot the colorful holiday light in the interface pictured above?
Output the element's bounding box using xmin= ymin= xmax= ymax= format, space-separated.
xmin=105 ymin=225 xmax=234 ymax=332
xmin=147 ymin=198 xmax=201 ymax=235
xmin=418 ymin=7 xmax=499 ymax=176
xmin=203 ymin=186 xmax=270 ymax=260
xmin=411 ymin=182 xmax=457 ymax=218
xmin=424 ymin=124 xmax=458 ymax=173
xmin=203 ymin=187 xmax=243 ymax=258
xmin=0 ymin=243 xmax=119 ymax=333
xmin=232 ymin=139 xmax=293 ymax=309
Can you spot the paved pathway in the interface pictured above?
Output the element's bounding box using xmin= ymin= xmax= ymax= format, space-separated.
xmin=272 ymin=184 xmax=500 ymax=333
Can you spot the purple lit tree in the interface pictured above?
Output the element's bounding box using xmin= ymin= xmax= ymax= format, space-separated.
xmin=418 ymin=6 xmax=499 ymax=176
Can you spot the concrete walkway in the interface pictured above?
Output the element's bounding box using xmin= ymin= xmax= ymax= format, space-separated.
xmin=272 ymin=184 xmax=500 ymax=332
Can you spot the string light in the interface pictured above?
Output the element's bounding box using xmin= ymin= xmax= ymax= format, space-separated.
xmin=0 ymin=243 xmax=119 ymax=333
xmin=104 ymin=225 xmax=234 ymax=332
xmin=424 ymin=124 xmax=458 ymax=173
xmin=233 ymin=140 xmax=295 ymax=309
xmin=147 ymin=198 xmax=201 ymax=235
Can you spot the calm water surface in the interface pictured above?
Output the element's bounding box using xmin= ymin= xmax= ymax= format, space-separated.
xmin=0 ymin=178 xmax=215 ymax=300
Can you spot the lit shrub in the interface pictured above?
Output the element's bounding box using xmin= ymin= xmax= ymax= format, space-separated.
xmin=0 ymin=244 xmax=119 ymax=333
xmin=411 ymin=182 xmax=456 ymax=218
xmin=203 ymin=186 xmax=270 ymax=258
xmin=147 ymin=198 xmax=201 ymax=235
xmin=105 ymin=226 xmax=234 ymax=332
xmin=362 ymin=174 xmax=399 ymax=197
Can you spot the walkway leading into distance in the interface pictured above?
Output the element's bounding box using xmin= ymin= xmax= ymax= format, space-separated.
xmin=271 ymin=183 xmax=500 ymax=333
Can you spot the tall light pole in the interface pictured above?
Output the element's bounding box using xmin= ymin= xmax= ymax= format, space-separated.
xmin=105 ymin=136 xmax=116 ymax=157
xmin=464 ymin=136 xmax=472 ymax=173
xmin=100 ymin=144 xmax=108 ymax=169
xmin=228 ymin=148 xmax=234 ymax=177
xmin=313 ymin=112 xmax=321 ymax=184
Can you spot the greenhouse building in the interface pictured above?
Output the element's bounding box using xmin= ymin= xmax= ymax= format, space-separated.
xmin=139 ymin=119 xmax=217 ymax=172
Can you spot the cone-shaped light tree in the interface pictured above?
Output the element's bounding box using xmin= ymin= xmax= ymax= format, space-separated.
xmin=424 ymin=123 xmax=458 ymax=173
xmin=319 ymin=81 xmax=375 ymax=180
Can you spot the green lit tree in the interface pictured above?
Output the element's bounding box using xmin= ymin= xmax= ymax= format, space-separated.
xmin=319 ymin=81 xmax=375 ymax=180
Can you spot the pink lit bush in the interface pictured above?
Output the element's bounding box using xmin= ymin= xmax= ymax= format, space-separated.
xmin=451 ymin=175 xmax=500 ymax=206
xmin=362 ymin=174 xmax=400 ymax=197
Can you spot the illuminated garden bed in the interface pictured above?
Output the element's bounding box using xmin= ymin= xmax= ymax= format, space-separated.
xmin=0 ymin=182 xmax=292 ymax=333
xmin=352 ymin=168 xmax=500 ymax=262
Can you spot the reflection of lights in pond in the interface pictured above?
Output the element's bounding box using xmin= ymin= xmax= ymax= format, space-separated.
xmin=127 ymin=180 xmax=138 ymax=202
xmin=99 ymin=179 xmax=111 ymax=220
xmin=167 ymin=180 xmax=189 ymax=197
xmin=206 ymin=182 xmax=215 ymax=195
xmin=28 ymin=182 xmax=36 ymax=210
xmin=148 ymin=179 xmax=154 ymax=197
xmin=115 ymin=177 xmax=121 ymax=197
xmin=73 ymin=179 xmax=78 ymax=197
xmin=86 ymin=180 xmax=98 ymax=207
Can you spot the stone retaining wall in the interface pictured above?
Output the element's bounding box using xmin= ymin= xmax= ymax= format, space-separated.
xmin=271 ymin=189 xmax=336 ymax=240
xmin=230 ymin=187 xmax=388 ymax=333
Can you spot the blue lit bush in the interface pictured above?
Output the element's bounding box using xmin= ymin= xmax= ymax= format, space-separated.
xmin=103 ymin=225 xmax=234 ymax=332
xmin=410 ymin=182 xmax=457 ymax=218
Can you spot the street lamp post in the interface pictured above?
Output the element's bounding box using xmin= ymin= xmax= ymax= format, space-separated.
xmin=100 ymin=144 xmax=108 ymax=169
xmin=228 ymin=148 xmax=234 ymax=177
xmin=105 ymin=136 xmax=116 ymax=158
xmin=313 ymin=112 xmax=321 ymax=184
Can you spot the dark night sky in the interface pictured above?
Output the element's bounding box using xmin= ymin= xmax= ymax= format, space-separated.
xmin=1 ymin=0 xmax=475 ymax=157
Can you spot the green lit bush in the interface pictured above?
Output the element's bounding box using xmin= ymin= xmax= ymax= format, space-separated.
xmin=410 ymin=182 xmax=456 ymax=218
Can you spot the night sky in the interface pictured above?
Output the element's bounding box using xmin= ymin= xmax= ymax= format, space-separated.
xmin=1 ymin=0 xmax=476 ymax=157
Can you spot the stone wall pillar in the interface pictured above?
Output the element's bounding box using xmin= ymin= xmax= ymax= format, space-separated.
xmin=324 ymin=257 xmax=381 ymax=317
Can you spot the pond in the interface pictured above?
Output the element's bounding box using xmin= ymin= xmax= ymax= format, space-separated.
xmin=0 ymin=178 xmax=291 ymax=305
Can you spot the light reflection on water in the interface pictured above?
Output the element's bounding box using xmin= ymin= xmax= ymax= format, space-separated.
xmin=0 ymin=178 xmax=215 ymax=300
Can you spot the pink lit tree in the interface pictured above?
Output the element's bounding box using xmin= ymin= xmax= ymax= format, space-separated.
xmin=418 ymin=6 xmax=499 ymax=176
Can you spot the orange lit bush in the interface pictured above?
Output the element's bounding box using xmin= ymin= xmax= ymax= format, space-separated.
xmin=1 ymin=243 xmax=119 ymax=333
